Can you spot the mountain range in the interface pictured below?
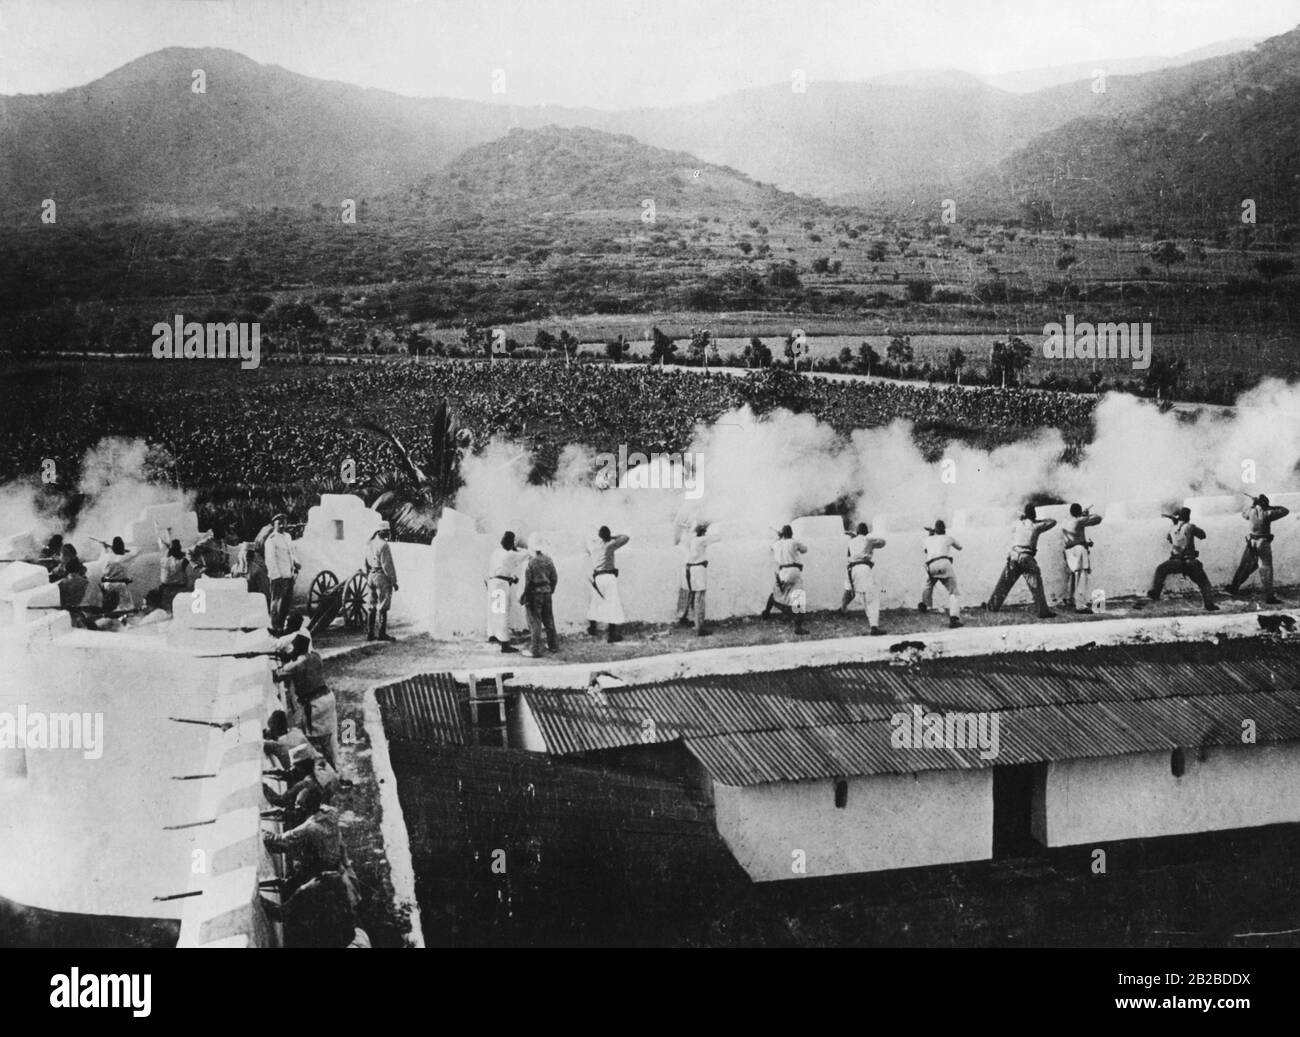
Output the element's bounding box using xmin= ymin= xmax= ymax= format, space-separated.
xmin=0 ymin=29 xmax=1296 ymax=229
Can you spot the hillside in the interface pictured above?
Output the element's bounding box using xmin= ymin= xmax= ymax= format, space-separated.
xmin=393 ymin=125 xmax=830 ymax=220
xmin=964 ymin=28 xmax=1300 ymax=229
xmin=1 ymin=37 xmax=1287 ymax=219
xmin=0 ymin=47 xmax=592 ymax=217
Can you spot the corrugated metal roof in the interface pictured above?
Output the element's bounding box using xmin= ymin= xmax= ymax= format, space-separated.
xmin=376 ymin=672 xmax=470 ymax=745
xmin=522 ymin=639 xmax=1300 ymax=784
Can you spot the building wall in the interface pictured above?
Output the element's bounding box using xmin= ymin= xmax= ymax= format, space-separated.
xmin=428 ymin=491 xmax=1300 ymax=637
xmin=1033 ymin=742 xmax=1300 ymax=847
xmin=292 ymin=493 xmax=435 ymax=633
xmin=712 ymin=769 xmax=993 ymax=881
xmin=1 ymin=563 xmax=281 ymax=945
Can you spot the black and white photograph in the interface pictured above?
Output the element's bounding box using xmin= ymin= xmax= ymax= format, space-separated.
xmin=0 ymin=0 xmax=1298 ymax=989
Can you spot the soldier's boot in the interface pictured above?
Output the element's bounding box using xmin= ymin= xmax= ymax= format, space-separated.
xmin=378 ymin=613 xmax=395 ymax=642
xmin=366 ymin=612 xmax=376 ymax=642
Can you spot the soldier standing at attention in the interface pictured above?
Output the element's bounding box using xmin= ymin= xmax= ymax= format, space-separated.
xmin=1149 ymin=507 xmax=1219 ymax=611
xmin=486 ymin=531 xmax=528 ymax=653
xmin=363 ymin=522 xmax=399 ymax=642
xmin=520 ymin=536 xmax=560 ymax=658
xmin=1226 ymin=494 xmax=1289 ymax=604
xmin=986 ymin=505 xmax=1057 ymax=619
xmin=264 ymin=513 xmax=300 ymax=635
xmin=1061 ymin=504 xmax=1103 ymax=614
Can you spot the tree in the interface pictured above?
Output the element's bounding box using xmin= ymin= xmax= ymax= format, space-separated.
xmin=533 ymin=328 xmax=557 ymax=353
xmin=1147 ymin=240 xmax=1186 ymax=276
xmin=689 ymin=327 xmax=711 ymax=365
xmin=887 ymin=334 xmax=913 ymax=367
xmin=946 ymin=347 xmax=967 ymax=385
xmin=650 ymin=326 xmax=677 ymax=365
xmin=353 ymin=401 xmax=467 ymax=542
xmin=605 ymin=335 xmax=628 ymax=361
xmin=1145 ymin=353 xmax=1186 ymax=401
xmin=838 ymin=346 xmax=853 ymax=367
xmin=766 ymin=261 xmax=801 ymax=291
xmin=989 ymin=337 xmax=1032 ymax=387
xmin=904 ymin=279 xmax=932 ymax=303
xmin=867 ymin=241 xmax=888 ymax=262
xmin=812 ymin=257 xmax=831 ymax=273
xmin=856 ymin=342 xmax=880 ymax=377
xmin=460 ymin=320 xmax=488 ymax=356
xmin=557 ymin=329 xmax=579 ymax=363
xmin=742 ymin=336 xmax=773 ymax=368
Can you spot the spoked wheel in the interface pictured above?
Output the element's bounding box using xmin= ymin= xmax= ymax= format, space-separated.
xmin=342 ymin=571 xmax=368 ymax=631
xmin=307 ymin=570 xmax=339 ymax=613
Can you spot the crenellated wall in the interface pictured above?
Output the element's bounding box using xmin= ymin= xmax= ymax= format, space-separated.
xmin=429 ymin=492 xmax=1300 ymax=637
xmin=1 ymin=542 xmax=282 ymax=947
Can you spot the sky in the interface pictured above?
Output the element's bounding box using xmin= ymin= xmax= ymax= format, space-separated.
xmin=0 ymin=0 xmax=1297 ymax=107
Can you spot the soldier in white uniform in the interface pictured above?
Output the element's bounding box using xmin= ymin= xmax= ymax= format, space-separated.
xmin=1061 ymin=503 xmax=1103 ymax=613
xmin=485 ymin=531 xmax=528 ymax=653
xmin=839 ymin=522 xmax=888 ymax=634
xmin=588 ymin=526 xmax=631 ymax=643
xmin=917 ymin=519 xmax=962 ymax=628
xmin=96 ymin=536 xmax=139 ymax=613
xmin=675 ymin=522 xmax=720 ymax=636
xmin=762 ymin=525 xmax=809 ymax=635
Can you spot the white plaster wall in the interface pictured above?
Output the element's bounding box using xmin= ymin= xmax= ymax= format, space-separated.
xmin=291 ymin=494 xmax=435 ymax=633
xmin=1034 ymin=742 xmax=1300 ymax=847
xmin=427 ymin=491 xmax=1300 ymax=637
xmin=712 ymin=769 xmax=993 ymax=881
xmin=0 ymin=638 xmax=223 ymax=918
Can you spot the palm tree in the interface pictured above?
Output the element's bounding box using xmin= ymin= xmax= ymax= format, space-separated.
xmin=351 ymin=400 xmax=468 ymax=542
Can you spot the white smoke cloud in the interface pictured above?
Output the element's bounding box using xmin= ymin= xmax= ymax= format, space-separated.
xmin=452 ymin=380 xmax=1300 ymax=535
xmin=0 ymin=437 xmax=192 ymax=554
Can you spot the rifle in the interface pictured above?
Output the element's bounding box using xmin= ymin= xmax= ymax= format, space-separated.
xmin=191 ymin=648 xmax=281 ymax=659
xmin=0 ymin=557 xmax=57 ymax=567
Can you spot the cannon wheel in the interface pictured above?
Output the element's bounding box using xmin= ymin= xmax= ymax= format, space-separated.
xmin=307 ymin=570 xmax=339 ymax=614
xmin=342 ymin=571 xmax=368 ymax=631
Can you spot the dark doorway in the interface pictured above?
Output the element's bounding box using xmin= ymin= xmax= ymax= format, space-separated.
xmin=993 ymin=764 xmax=1042 ymax=859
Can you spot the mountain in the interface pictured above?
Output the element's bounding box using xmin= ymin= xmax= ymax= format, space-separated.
xmin=0 ymin=47 xmax=594 ymax=216
xmin=583 ymin=49 xmax=1261 ymax=205
xmin=985 ymin=37 xmax=1262 ymax=93
xmin=391 ymin=125 xmax=829 ymax=220
xmin=0 ymin=31 xmax=1294 ymax=223
xmin=964 ymin=28 xmax=1300 ymax=229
